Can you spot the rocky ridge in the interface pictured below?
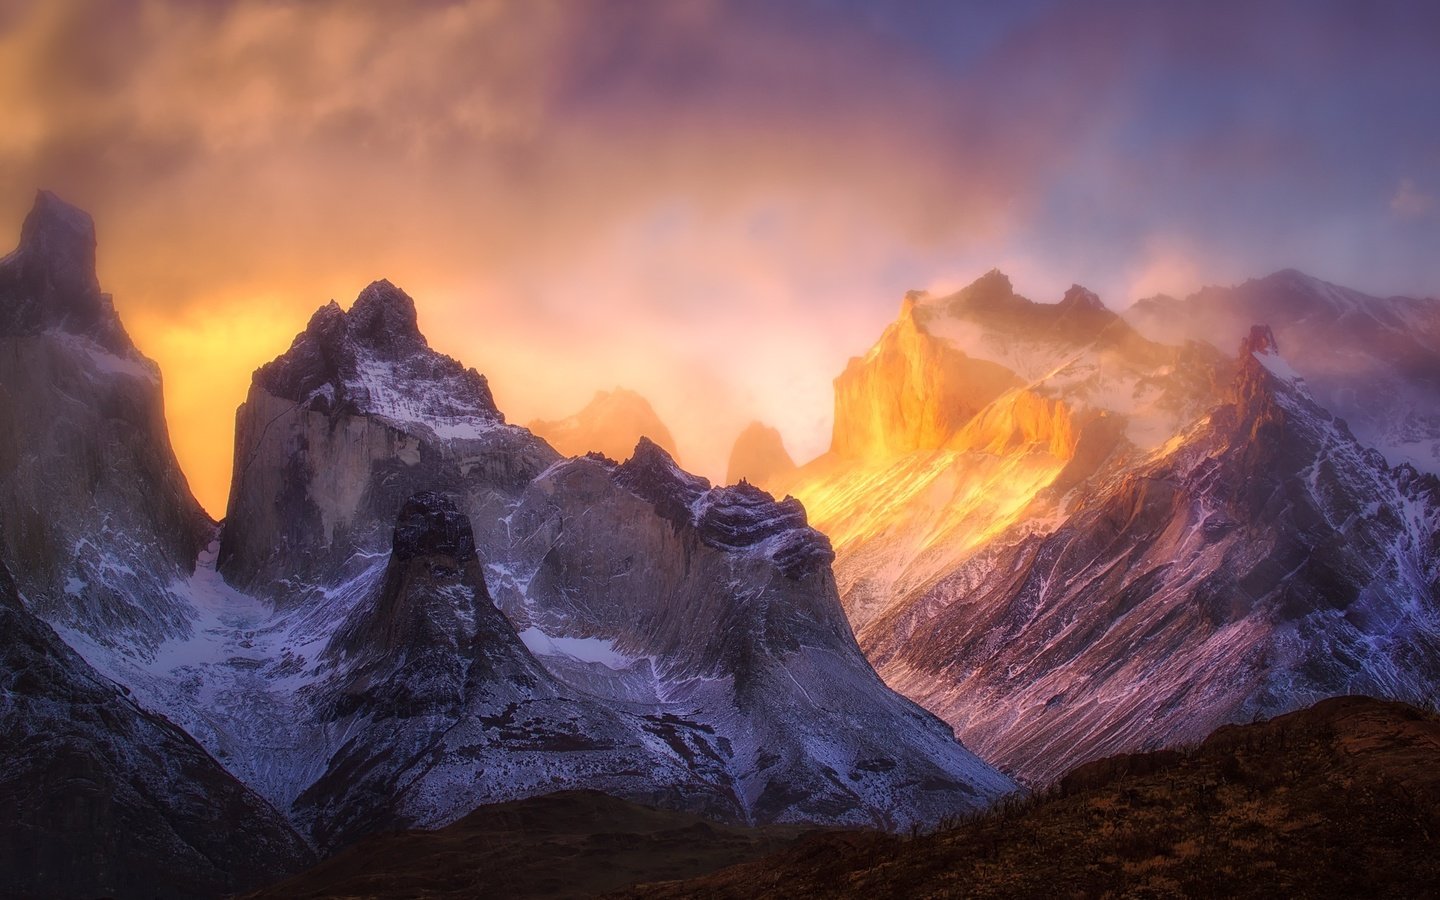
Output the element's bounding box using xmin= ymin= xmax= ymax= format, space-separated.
xmin=1127 ymin=268 xmax=1440 ymax=474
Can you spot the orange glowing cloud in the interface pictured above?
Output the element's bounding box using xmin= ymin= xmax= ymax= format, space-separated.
xmin=6 ymin=0 xmax=1437 ymax=514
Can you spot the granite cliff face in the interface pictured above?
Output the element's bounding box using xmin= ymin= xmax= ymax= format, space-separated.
xmin=830 ymin=283 xmax=1021 ymax=461
xmin=0 ymin=191 xmax=211 ymax=653
xmin=219 ymin=279 xmax=555 ymax=598
xmin=293 ymin=491 xmax=735 ymax=850
xmin=492 ymin=438 xmax=1011 ymax=827
xmin=0 ymin=190 xmax=133 ymax=353
xmin=528 ymin=387 xmax=681 ymax=463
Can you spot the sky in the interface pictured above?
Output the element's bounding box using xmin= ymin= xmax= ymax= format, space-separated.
xmin=2 ymin=0 xmax=1438 ymax=516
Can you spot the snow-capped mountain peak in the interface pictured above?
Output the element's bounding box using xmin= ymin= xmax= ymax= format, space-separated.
xmin=253 ymin=279 xmax=501 ymax=434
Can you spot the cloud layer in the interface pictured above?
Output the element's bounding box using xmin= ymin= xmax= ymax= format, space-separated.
xmin=3 ymin=0 xmax=1438 ymax=513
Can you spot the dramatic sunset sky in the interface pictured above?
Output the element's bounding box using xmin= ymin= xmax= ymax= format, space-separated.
xmin=3 ymin=0 xmax=1438 ymax=514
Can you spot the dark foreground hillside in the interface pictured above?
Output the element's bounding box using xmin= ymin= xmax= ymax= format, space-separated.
xmin=243 ymin=791 xmax=815 ymax=899
xmin=243 ymin=697 xmax=1440 ymax=899
xmin=622 ymin=696 xmax=1440 ymax=899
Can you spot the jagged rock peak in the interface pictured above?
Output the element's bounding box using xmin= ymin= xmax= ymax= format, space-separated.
xmin=347 ymin=279 xmax=425 ymax=353
xmin=953 ymin=268 xmax=1022 ymax=307
xmin=18 ymin=190 xmax=97 ymax=275
xmin=391 ymin=491 xmax=476 ymax=563
xmin=969 ymin=268 xmax=1013 ymax=294
xmin=528 ymin=388 xmax=680 ymax=462
xmin=1229 ymin=322 xmax=1304 ymax=420
xmin=1240 ymin=323 xmax=1280 ymax=357
xmin=292 ymin=279 xmax=425 ymax=358
xmin=1059 ymin=283 xmax=1106 ymax=312
xmin=0 ymin=190 xmax=134 ymax=354
xmin=614 ymin=437 xmax=833 ymax=578
xmin=254 ymin=279 xmax=501 ymax=425
xmin=615 ymin=437 xmax=710 ymax=525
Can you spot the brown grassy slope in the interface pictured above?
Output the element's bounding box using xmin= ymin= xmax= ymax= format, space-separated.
xmin=241 ymin=790 xmax=816 ymax=900
xmin=620 ymin=697 xmax=1440 ymax=899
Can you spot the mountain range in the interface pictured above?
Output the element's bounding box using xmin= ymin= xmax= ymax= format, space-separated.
xmin=767 ymin=269 xmax=1440 ymax=783
xmin=3 ymin=191 xmax=1439 ymax=896
xmin=0 ymin=193 xmax=1009 ymax=897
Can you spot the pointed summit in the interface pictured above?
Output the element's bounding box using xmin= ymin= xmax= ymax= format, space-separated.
xmin=347 ymin=279 xmax=424 ymax=353
xmin=528 ymin=388 xmax=680 ymax=463
xmin=1230 ymin=323 xmax=1305 ymax=427
xmin=254 ymin=280 xmax=499 ymax=422
xmin=1059 ymin=284 xmax=1107 ymax=312
xmin=0 ymin=190 xmax=133 ymax=354
xmin=726 ymin=422 xmax=797 ymax=488
xmin=953 ymin=268 xmax=1021 ymax=310
xmin=1240 ymin=323 xmax=1280 ymax=357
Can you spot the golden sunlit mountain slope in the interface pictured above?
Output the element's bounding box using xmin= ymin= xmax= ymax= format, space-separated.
xmin=771 ymin=271 xmax=1228 ymax=629
xmin=768 ymin=271 xmax=1440 ymax=785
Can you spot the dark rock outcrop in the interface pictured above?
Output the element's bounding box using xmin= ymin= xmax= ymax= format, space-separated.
xmin=0 ymin=552 xmax=310 ymax=899
xmin=390 ymin=490 xmax=477 ymax=563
